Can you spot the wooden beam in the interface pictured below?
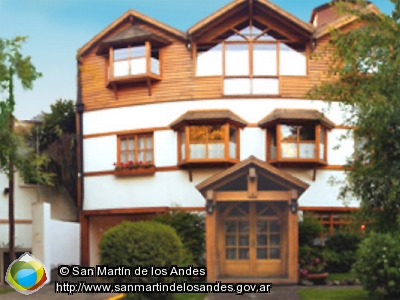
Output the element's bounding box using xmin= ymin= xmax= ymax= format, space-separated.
xmin=188 ymin=164 xmax=193 ymax=182
xmin=111 ymin=82 xmax=118 ymax=100
xmin=146 ymin=77 xmax=152 ymax=96
xmin=215 ymin=190 xmax=291 ymax=201
xmin=80 ymin=214 xmax=89 ymax=266
xmin=247 ymin=167 xmax=257 ymax=198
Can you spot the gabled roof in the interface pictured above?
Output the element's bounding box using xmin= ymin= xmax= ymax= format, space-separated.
xmin=188 ymin=0 xmax=314 ymax=39
xmin=196 ymin=155 xmax=309 ymax=197
xmin=170 ymin=109 xmax=247 ymax=130
xmin=314 ymin=2 xmax=380 ymax=39
xmin=78 ymin=10 xmax=185 ymax=57
xmin=96 ymin=25 xmax=171 ymax=55
xmin=258 ymin=108 xmax=336 ymax=129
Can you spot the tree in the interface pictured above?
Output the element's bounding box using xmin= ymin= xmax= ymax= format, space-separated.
xmin=0 ymin=36 xmax=49 ymax=262
xmin=25 ymin=99 xmax=77 ymax=203
xmin=308 ymin=0 xmax=400 ymax=233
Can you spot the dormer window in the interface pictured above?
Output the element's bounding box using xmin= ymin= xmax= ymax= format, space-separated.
xmin=259 ymin=109 xmax=335 ymax=166
xmin=96 ymin=24 xmax=170 ymax=97
xmin=170 ymin=110 xmax=247 ymax=167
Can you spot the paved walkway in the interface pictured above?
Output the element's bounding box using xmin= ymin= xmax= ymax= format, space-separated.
xmin=205 ymin=285 xmax=301 ymax=300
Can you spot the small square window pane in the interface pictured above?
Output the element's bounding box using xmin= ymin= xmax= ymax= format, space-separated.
xmin=269 ymin=248 xmax=280 ymax=259
xmin=130 ymin=46 xmax=145 ymax=58
xmin=114 ymin=48 xmax=129 ymax=60
xmin=145 ymin=150 xmax=153 ymax=162
xmin=225 ymin=222 xmax=236 ymax=233
xmin=270 ymin=234 xmax=280 ymax=246
xmin=226 ymin=235 xmax=236 ymax=246
xmin=226 ymin=249 xmax=236 ymax=260
xmin=138 ymin=137 xmax=145 ymax=149
xmin=239 ymin=249 xmax=249 ymax=260
xmin=270 ymin=220 xmax=280 ymax=232
xmin=238 ymin=222 xmax=249 ymax=233
xmin=257 ymin=235 xmax=267 ymax=246
xmin=129 ymin=138 xmax=134 ymax=150
xmin=257 ymin=248 xmax=267 ymax=259
xmin=146 ymin=137 xmax=153 ymax=148
xmin=239 ymin=235 xmax=249 ymax=246
xmin=128 ymin=152 xmax=134 ymax=162
xmin=121 ymin=152 xmax=127 ymax=163
xmin=121 ymin=138 xmax=127 ymax=150
xmin=257 ymin=220 xmax=268 ymax=233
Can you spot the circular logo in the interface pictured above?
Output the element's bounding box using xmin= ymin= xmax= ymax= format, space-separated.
xmin=5 ymin=252 xmax=48 ymax=295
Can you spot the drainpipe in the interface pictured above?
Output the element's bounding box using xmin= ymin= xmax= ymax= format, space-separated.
xmin=76 ymin=60 xmax=84 ymax=217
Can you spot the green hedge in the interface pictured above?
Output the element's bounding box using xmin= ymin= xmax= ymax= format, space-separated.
xmin=99 ymin=221 xmax=190 ymax=300
xmin=353 ymin=232 xmax=400 ymax=299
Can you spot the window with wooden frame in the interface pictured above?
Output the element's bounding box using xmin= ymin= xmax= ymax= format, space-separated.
xmin=110 ymin=43 xmax=160 ymax=79
xmin=266 ymin=123 xmax=328 ymax=165
xmin=177 ymin=123 xmax=239 ymax=165
xmin=195 ymin=25 xmax=308 ymax=96
xmin=117 ymin=134 xmax=154 ymax=164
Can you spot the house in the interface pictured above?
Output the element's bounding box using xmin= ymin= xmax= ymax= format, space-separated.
xmin=0 ymin=120 xmax=79 ymax=284
xmin=76 ymin=0 xmax=379 ymax=283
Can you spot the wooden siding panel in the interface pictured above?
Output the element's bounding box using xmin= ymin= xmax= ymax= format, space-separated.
xmin=81 ymin=20 xmax=364 ymax=111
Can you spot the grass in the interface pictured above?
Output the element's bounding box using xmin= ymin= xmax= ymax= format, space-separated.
xmin=297 ymin=288 xmax=375 ymax=300
xmin=0 ymin=287 xmax=15 ymax=295
xmin=327 ymin=272 xmax=357 ymax=281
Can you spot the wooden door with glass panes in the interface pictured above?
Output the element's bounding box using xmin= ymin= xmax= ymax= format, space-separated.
xmin=219 ymin=202 xmax=284 ymax=278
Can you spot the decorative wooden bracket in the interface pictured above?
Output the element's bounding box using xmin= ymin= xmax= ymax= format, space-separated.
xmin=247 ymin=167 xmax=258 ymax=198
xmin=146 ymin=77 xmax=152 ymax=96
xmin=111 ymin=82 xmax=118 ymax=100
xmin=312 ymin=166 xmax=317 ymax=181
xmin=187 ymin=165 xmax=193 ymax=182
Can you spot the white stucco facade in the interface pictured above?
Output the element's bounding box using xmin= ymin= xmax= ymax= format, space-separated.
xmin=82 ymin=98 xmax=357 ymax=212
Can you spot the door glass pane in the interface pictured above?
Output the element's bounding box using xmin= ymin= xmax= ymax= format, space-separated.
xmin=257 ymin=235 xmax=268 ymax=246
xmin=239 ymin=249 xmax=249 ymax=260
xmin=225 ymin=222 xmax=236 ymax=233
xmin=121 ymin=138 xmax=127 ymax=150
xmin=226 ymin=235 xmax=236 ymax=246
xmin=270 ymin=248 xmax=280 ymax=259
xmin=257 ymin=248 xmax=267 ymax=259
xmin=257 ymin=220 xmax=268 ymax=233
xmin=270 ymin=234 xmax=280 ymax=246
xmin=238 ymin=222 xmax=249 ymax=233
xmin=270 ymin=220 xmax=280 ymax=232
xmin=226 ymin=249 xmax=236 ymax=260
xmin=239 ymin=235 xmax=249 ymax=246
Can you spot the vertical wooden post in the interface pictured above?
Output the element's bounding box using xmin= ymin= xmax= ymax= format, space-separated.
xmin=276 ymin=124 xmax=282 ymax=160
xmin=287 ymin=190 xmax=299 ymax=282
xmin=80 ymin=213 xmax=90 ymax=266
xmin=145 ymin=41 xmax=151 ymax=75
xmin=315 ymin=124 xmax=321 ymax=160
xmin=109 ymin=47 xmax=114 ymax=79
xmin=206 ymin=191 xmax=217 ymax=282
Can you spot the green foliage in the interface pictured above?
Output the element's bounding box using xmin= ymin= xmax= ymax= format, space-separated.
xmin=99 ymin=221 xmax=190 ymax=300
xmin=297 ymin=288 xmax=374 ymax=300
xmin=308 ymin=1 xmax=400 ymax=233
xmin=152 ymin=210 xmax=205 ymax=267
xmin=25 ymin=99 xmax=77 ymax=200
xmin=299 ymin=216 xmax=326 ymax=246
xmin=299 ymin=245 xmax=326 ymax=277
xmin=353 ymin=232 xmax=400 ymax=299
xmin=324 ymin=232 xmax=363 ymax=273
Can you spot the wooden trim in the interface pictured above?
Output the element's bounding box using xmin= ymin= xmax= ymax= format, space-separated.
xmin=276 ymin=124 xmax=281 ymax=160
xmin=224 ymin=124 xmax=229 ymax=159
xmin=82 ymin=207 xmax=171 ymax=216
xmin=236 ymin=126 xmax=240 ymax=160
xmin=83 ymin=164 xmax=351 ymax=177
xmin=145 ymin=41 xmax=151 ymax=75
xmin=78 ymin=10 xmax=185 ymax=57
xmin=109 ymin=47 xmax=114 ymax=80
xmin=215 ymin=191 xmax=291 ymax=202
xmin=185 ymin=126 xmax=190 ymax=161
xmin=324 ymin=127 xmax=328 ymax=162
xmin=300 ymin=206 xmax=359 ymax=212
xmin=0 ymin=219 xmax=32 ymax=224
xmin=192 ymin=42 xmax=197 ymax=76
xmin=171 ymin=206 xmax=205 ymax=212
xmin=84 ymin=127 xmax=168 ymax=139
xmin=315 ymin=124 xmax=320 ymax=160
xmin=335 ymin=125 xmax=356 ymax=130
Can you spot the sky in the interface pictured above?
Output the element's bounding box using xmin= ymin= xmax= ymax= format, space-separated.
xmin=0 ymin=0 xmax=395 ymax=120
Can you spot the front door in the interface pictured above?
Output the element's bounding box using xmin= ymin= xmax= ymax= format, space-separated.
xmin=219 ymin=202 xmax=286 ymax=278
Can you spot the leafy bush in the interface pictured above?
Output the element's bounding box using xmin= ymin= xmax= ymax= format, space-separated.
xmin=299 ymin=245 xmax=326 ymax=276
xmin=324 ymin=231 xmax=362 ymax=273
xmin=299 ymin=216 xmax=326 ymax=246
xmin=353 ymin=232 xmax=400 ymax=299
xmin=99 ymin=221 xmax=190 ymax=300
xmin=152 ymin=210 xmax=205 ymax=267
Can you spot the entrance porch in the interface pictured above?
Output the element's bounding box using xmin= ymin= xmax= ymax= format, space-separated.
xmin=196 ymin=156 xmax=309 ymax=284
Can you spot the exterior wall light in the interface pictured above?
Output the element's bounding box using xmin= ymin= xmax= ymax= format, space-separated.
xmin=290 ymin=189 xmax=298 ymax=214
xmin=3 ymin=187 xmax=9 ymax=195
xmin=206 ymin=190 xmax=215 ymax=215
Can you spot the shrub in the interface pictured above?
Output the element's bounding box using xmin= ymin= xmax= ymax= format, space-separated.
xmin=152 ymin=210 xmax=205 ymax=267
xmin=299 ymin=215 xmax=326 ymax=246
xmin=324 ymin=231 xmax=362 ymax=273
xmin=353 ymin=232 xmax=400 ymax=299
xmin=99 ymin=221 xmax=190 ymax=300
xmin=299 ymin=245 xmax=326 ymax=276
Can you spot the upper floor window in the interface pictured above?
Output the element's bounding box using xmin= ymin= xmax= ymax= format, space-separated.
xmin=259 ymin=109 xmax=335 ymax=166
xmin=170 ymin=110 xmax=246 ymax=166
xmin=196 ymin=26 xmax=308 ymax=96
xmin=118 ymin=133 xmax=154 ymax=164
xmin=112 ymin=45 xmax=160 ymax=78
